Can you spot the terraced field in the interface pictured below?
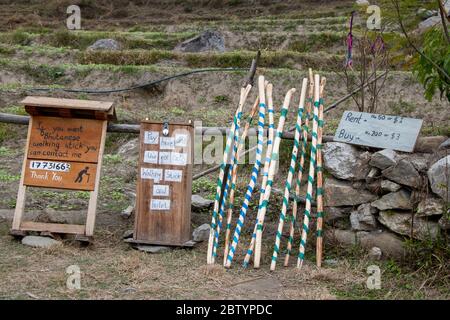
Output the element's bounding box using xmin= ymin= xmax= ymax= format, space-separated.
xmin=0 ymin=0 xmax=449 ymax=299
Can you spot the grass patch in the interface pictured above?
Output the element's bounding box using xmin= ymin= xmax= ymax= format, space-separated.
xmin=1 ymin=105 xmax=27 ymax=115
xmin=0 ymin=147 xmax=13 ymax=157
xmin=421 ymin=125 xmax=450 ymax=137
xmin=0 ymin=169 xmax=20 ymax=182
xmin=79 ymin=49 xmax=175 ymax=65
xmin=288 ymin=32 xmax=345 ymax=52
xmin=192 ymin=177 xmax=217 ymax=194
xmin=0 ymin=123 xmax=17 ymax=144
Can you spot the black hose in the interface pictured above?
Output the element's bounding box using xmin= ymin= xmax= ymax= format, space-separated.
xmin=26 ymin=67 xmax=247 ymax=94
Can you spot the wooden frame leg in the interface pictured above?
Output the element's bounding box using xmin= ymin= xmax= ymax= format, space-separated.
xmin=12 ymin=118 xmax=33 ymax=231
xmin=85 ymin=120 xmax=107 ymax=236
xmin=12 ymin=185 xmax=26 ymax=230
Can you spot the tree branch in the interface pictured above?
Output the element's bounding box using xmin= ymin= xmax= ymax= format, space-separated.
xmin=437 ymin=0 xmax=450 ymax=43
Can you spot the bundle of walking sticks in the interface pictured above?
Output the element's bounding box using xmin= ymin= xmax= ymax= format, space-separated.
xmin=207 ymin=69 xmax=326 ymax=270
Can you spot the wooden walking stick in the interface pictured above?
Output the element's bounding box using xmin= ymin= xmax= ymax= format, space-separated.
xmin=270 ymin=78 xmax=308 ymax=271
xmin=253 ymin=88 xmax=296 ymax=269
xmin=223 ymin=83 xmax=267 ymax=265
xmin=242 ymin=83 xmax=275 ymax=268
xmin=297 ymin=74 xmax=320 ymax=269
xmin=316 ymin=77 xmax=327 ymax=268
xmin=212 ymin=85 xmax=253 ymax=261
xmin=224 ymin=75 xmax=267 ymax=268
xmin=284 ymin=69 xmax=314 ymax=267
xmin=207 ymin=84 xmax=252 ymax=264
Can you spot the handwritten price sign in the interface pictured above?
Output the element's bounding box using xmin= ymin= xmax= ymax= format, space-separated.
xmin=333 ymin=111 xmax=423 ymax=152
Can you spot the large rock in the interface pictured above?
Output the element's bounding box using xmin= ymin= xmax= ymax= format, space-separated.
xmin=381 ymin=180 xmax=401 ymax=193
xmin=438 ymin=215 xmax=450 ymax=230
xmin=382 ymin=159 xmax=421 ymax=188
xmin=404 ymin=153 xmax=430 ymax=173
xmin=356 ymin=0 xmax=369 ymax=5
xmin=418 ymin=16 xmax=442 ymax=32
xmin=415 ymin=136 xmax=447 ymax=153
xmin=366 ymin=167 xmax=380 ymax=183
xmin=370 ymin=149 xmax=397 ymax=169
xmin=428 ymin=155 xmax=450 ymax=201
xmin=174 ymin=30 xmax=225 ymax=52
xmin=22 ymin=236 xmax=62 ymax=248
xmin=350 ymin=203 xmax=378 ymax=231
xmin=368 ymin=247 xmax=382 ymax=260
xmin=325 ymin=229 xmax=356 ymax=246
xmin=326 ymin=229 xmax=406 ymax=259
xmin=417 ymin=8 xmax=437 ymax=20
xmin=439 ymin=138 xmax=450 ymax=150
xmin=88 ymin=39 xmax=122 ymax=50
xmin=324 ymin=177 xmax=377 ymax=207
xmin=322 ymin=142 xmax=370 ymax=180
xmin=371 ymin=189 xmax=412 ymax=210
xmin=136 ymin=245 xmax=172 ymax=253
xmin=118 ymin=138 xmax=139 ymax=161
xmin=357 ymin=231 xmax=406 ymax=259
xmin=416 ymin=196 xmax=444 ymax=217
xmin=324 ymin=206 xmax=352 ymax=223
xmin=121 ymin=205 xmax=135 ymax=219
xmin=191 ymin=195 xmax=214 ymax=210
xmin=192 ymin=223 xmax=210 ymax=242
xmin=378 ymin=211 xmax=440 ymax=240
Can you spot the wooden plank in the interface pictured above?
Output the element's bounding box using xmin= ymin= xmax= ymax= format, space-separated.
xmin=20 ymin=221 xmax=85 ymax=234
xmin=27 ymin=116 xmax=103 ymax=163
xmin=85 ymin=120 xmax=107 ymax=236
xmin=12 ymin=117 xmax=34 ymax=230
xmin=134 ymin=122 xmax=193 ymax=246
xmin=21 ymin=96 xmax=114 ymax=112
xmin=124 ymin=238 xmax=197 ymax=248
xmin=333 ymin=111 xmax=423 ymax=152
xmin=23 ymin=159 xmax=97 ymax=191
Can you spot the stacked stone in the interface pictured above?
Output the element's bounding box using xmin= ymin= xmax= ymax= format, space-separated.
xmin=321 ymin=138 xmax=449 ymax=259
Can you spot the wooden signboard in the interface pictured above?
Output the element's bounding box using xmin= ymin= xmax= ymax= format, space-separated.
xmin=11 ymin=96 xmax=115 ymax=239
xmin=132 ymin=120 xmax=193 ymax=246
xmin=333 ymin=110 xmax=423 ymax=152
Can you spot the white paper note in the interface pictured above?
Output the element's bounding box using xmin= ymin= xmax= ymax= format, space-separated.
xmin=170 ymin=152 xmax=188 ymax=166
xmin=144 ymin=131 xmax=159 ymax=144
xmin=160 ymin=137 xmax=175 ymax=150
xmin=150 ymin=199 xmax=171 ymax=210
xmin=141 ymin=168 xmax=163 ymax=182
xmin=153 ymin=184 xmax=170 ymax=197
xmin=164 ymin=169 xmax=183 ymax=182
xmin=159 ymin=151 xmax=172 ymax=165
xmin=143 ymin=150 xmax=158 ymax=164
xmin=175 ymin=134 xmax=189 ymax=147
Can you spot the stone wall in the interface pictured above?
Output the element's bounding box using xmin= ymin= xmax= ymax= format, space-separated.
xmin=321 ymin=137 xmax=449 ymax=259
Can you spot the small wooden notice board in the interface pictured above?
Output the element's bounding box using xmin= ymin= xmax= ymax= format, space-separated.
xmin=11 ymin=96 xmax=116 ymax=238
xmin=333 ymin=110 xmax=423 ymax=152
xmin=132 ymin=120 xmax=193 ymax=246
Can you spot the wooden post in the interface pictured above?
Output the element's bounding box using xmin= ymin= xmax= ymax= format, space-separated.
xmin=253 ymin=88 xmax=296 ymax=269
xmin=315 ymin=77 xmax=327 ymax=267
xmin=223 ymin=92 xmax=262 ymax=265
xmin=11 ymin=117 xmax=33 ymax=231
xmin=224 ymin=76 xmax=266 ymax=268
xmin=270 ymin=78 xmax=308 ymax=271
xmin=284 ymin=69 xmax=314 ymax=267
xmin=207 ymin=85 xmax=251 ymax=264
xmin=85 ymin=120 xmax=107 ymax=237
xmin=242 ymin=83 xmax=275 ymax=268
xmin=297 ymin=75 xmax=320 ymax=269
